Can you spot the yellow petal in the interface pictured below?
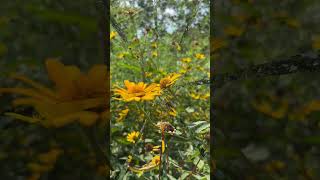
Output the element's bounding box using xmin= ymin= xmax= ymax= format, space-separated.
xmin=5 ymin=112 xmax=41 ymax=123
xmin=0 ymin=88 xmax=54 ymax=102
xmin=10 ymin=74 xmax=57 ymax=99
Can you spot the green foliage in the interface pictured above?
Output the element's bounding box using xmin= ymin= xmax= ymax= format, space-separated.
xmin=110 ymin=0 xmax=210 ymax=179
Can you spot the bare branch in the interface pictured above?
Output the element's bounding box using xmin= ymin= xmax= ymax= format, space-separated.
xmin=187 ymin=53 xmax=320 ymax=88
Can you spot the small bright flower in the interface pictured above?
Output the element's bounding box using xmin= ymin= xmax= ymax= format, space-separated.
xmin=151 ymin=155 xmax=160 ymax=165
xmin=116 ymin=108 xmax=129 ymax=122
xmin=181 ymin=57 xmax=191 ymax=63
xmin=110 ymin=31 xmax=117 ymax=40
xmin=190 ymin=93 xmax=201 ymax=100
xmin=195 ymin=53 xmax=205 ymax=60
xmin=201 ymin=93 xmax=210 ymax=100
xmin=151 ymin=42 xmax=157 ymax=48
xmin=0 ymin=59 xmax=108 ymax=128
xmin=114 ymin=80 xmax=161 ymax=102
xmin=128 ymin=155 xmax=160 ymax=173
xmin=152 ymin=51 xmax=158 ymax=57
xmin=126 ymin=131 xmax=140 ymax=143
xmin=159 ymin=73 xmax=181 ymax=89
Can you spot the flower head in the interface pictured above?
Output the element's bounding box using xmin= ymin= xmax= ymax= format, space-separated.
xmin=110 ymin=31 xmax=117 ymax=40
xmin=160 ymin=73 xmax=181 ymax=89
xmin=114 ymin=80 xmax=161 ymax=102
xmin=195 ymin=53 xmax=205 ymax=60
xmin=181 ymin=57 xmax=191 ymax=63
xmin=0 ymin=59 xmax=108 ymax=128
xmin=126 ymin=131 xmax=140 ymax=143
xmin=151 ymin=155 xmax=160 ymax=165
xmin=152 ymin=51 xmax=158 ymax=57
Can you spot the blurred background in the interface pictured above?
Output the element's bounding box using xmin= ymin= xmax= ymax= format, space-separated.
xmin=0 ymin=1 xmax=107 ymax=179
xmin=213 ymin=0 xmax=320 ymax=179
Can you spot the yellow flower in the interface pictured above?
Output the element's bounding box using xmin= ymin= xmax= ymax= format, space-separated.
xmin=151 ymin=155 xmax=160 ymax=165
xmin=181 ymin=57 xmax=191 ymax=63
xmin=110 ymin=31 xmax=117 ymax=40
xmin=114 ymin=80 xmax=161 ymax=102
xmin=116 ymin=108 xmax=129 ymax=122
xmin=152 ymin=51 xmax=158 ymax=57
xmin=190 ymin=93 xmax=201 ymax=100
xmin=159 ymin=73 xmax=181 ymax=89
xmin=128 ymin=155 xmax=160 ymax=174
xmin=127 ymin=131 xmax=140 ymax=143
xmin=151 ymin=42 xmax=157 ymax=48
xmin=195 ymin=53 xmax=205 ymax=60
xmin=0 ymin=59 xmax=108 ymax=128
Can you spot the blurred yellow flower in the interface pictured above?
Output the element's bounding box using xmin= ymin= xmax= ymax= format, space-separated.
xmin=127 ymin=131 xmax=140 ymax=143
xmin=114 ymin=80 xmax=161 ymax=102
xmin=160 ymin=73 xmax=181 ymax=89
xmin=116 ymin=108 xmax=129 ymax=122
xmin=0 ymin=59 xmax=108 ymax=128
xmin=151 ymin=42 xmax=157 ymax=48
xmin=152 ymin=51 xmax=158 ymax=57
xmin=181 ymin=57 xmax=192 ymax=63
xmin=129 ymin=155 xmax=160 ymax=173
xmin=151 ymin=155 xmax=160 ymax=165
xmin=195 ymin=53 xmax=205 ymax=60
xmin=110 ymin=31 xmax=117 ymax=40
xmin=190 ymin=93 xmax=201 ymax=100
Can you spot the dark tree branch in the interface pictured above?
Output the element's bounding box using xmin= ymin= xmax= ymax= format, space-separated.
xmin=188 ymin=53 xmax=320 ymax=88
xmin=110 ymin=16 xmax=128 ymax=43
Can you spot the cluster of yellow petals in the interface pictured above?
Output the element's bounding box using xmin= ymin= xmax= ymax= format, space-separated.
xmin=128 ymin=155 xmax=160 ymax=174
xmin=114 ymin=80 xmax=161 ymax=102
xmin=126 ymin=131 xmax=140 ymax=143
xmin=195 ymin=53 xmax=206 ymax=60
xmin=0 ymin=59 xmax=108 ymax=128
xmin=159 ymin=73 xmax=181 ymax=89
